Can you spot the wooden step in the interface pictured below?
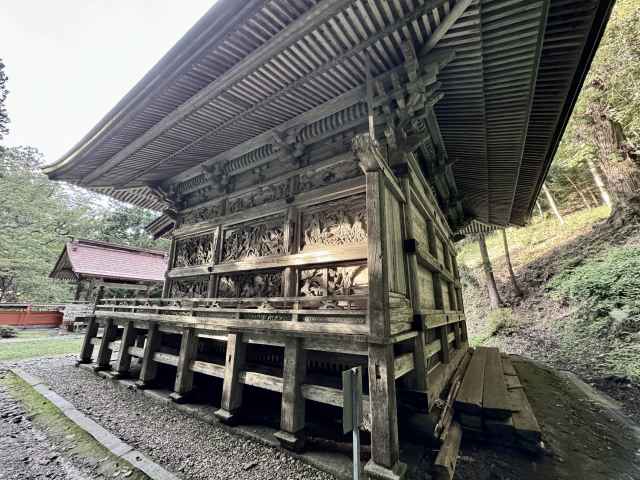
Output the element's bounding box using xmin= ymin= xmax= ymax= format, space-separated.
xmin=454 ymin=347 xmax=487 ymax=414
xmin=503 ymin=357 xmax=541 ymax=450
xmin=481 ymin=347 xmax=512 ymax=419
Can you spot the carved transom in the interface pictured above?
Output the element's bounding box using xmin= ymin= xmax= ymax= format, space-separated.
xmin=299 ymin=264 xmax=368 ymax=297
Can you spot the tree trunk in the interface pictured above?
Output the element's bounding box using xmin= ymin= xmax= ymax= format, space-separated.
xmin=536 ymin=201 xmax=544 ymax=218
xmin=501 ymin=230 xmax=522 ymax=297
xmin=542 ymin=183 xmax=564 ymax=224
xmin=562 ymin=174 xmax=591 ymax=210
xmin=586 ymin=185 xmax=601 ymax=208
xmin=478 ymin=233 xmax=502 ymax=310
xmin=587 ymin=157 xmax=611 ymax=207
xmin=587 ymin=105 xmax=640 ymax=223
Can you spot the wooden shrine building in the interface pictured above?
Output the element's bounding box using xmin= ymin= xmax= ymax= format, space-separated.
xmin=50 ymin=239 xmax=168 ymax=300
xmin=44 ymin=1 xmax=613 ymax=478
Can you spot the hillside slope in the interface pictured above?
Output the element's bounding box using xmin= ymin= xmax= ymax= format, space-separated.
xmin=458 ymin=207 xmax=640 ymax=420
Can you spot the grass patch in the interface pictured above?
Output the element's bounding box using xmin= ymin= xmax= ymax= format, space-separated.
xmin=1 ymin=371 xmax=149 ymax=479
xmin=0 ymin=336 xmax=82 ymax=361
xmin=468 ymin=308 xmax=515 ymax=346
xmin=457 ymin=206 xmax=610 ymax=269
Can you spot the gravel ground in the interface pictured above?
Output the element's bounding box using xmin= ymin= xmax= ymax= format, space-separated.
xmin=0 ymin=370 xmax=94 ymax=480
xmin=13 ymin=356 xmax=334 ymax=480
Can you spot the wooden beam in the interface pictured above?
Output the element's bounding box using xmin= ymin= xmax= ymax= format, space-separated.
xmin=421 ymin=0 xmax=474 ymax=55
xmin=136 ymin=322 xmax=161 ymax=389
xmin=78 ymin=316 xmax=98 ymax=364
xmin=171 ymin=327 xmax=199 ymax=402
xmin=95 ymin=318 xmax=117 ymax=371
xmin=275 ymin=337 xmax=307 ymax=452
xmin=114 ymin=321 xmax=136 ymax=376
xmin=215 ymin=333 xmax=246 ymax=424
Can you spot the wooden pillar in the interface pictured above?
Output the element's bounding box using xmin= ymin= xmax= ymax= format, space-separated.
xmin=170 ymin=327 xmax=198 ymax=403
xmin=77 ymin=315 xmax=99 ymax=364
xmin=275 ymin=337 xmax=306 ymax=451
xmin=114 ymin=321 xmax=136 ymax=377
xmin=95 ymin=318 xmax=117 ymax=371
xmin=215 ymin=333 xmax=246 ymax=424
xmin=353 ymin=134 xmax=406 ymax=480
xmin=398 ymin=169 xmax=428 ymax=401
xmin=282 ymin=207 xmax=299 ymax=297
xmin=136 ymin=323 xmax=161 ymax=389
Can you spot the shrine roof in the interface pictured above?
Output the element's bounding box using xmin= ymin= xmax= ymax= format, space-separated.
xmin=43 ymin=0 xmax=614 ymax=228
xmin=50 ymin=239 xmax=168 ymax=282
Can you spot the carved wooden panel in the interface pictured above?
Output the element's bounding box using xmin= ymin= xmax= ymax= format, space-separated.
xmin=300 ymin=194 xmax=367 ymax=252
xmin=221 ymin=216 xmax=285 ymax=263
xmin=174 ymin=230 xmax=218 ymax=268
xmin=169 ymin=277 xmax=209 ymax=298
xmin=227 ymin=180 xmax=291 ymax=214
xmin=180 ymin=202 xmax=223 ymax=226
xmin=217 ymin=271 xmax=282 ymax=298
xmin=297 ymin=160 xmax=361 ymax=193
xmin=299 ymin=263 xmax=368 ymax=296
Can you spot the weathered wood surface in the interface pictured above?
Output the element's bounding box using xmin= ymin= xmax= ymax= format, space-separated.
xmin=455 ymin=348 xmax=487 ymax=414
xmin=432 ymin=421 xmax=462 ymax=480
xmin=482 ymin=347 xmax=512 ymax=419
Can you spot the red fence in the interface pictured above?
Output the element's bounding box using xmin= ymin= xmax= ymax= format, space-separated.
xmin=0 ymin=306 xmax=63 ymax=328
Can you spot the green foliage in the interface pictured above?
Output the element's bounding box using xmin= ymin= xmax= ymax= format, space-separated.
xmin=0 ymin=58 xmax=8 ymax=140
xmin=0 ymin=146 xmax=167 ymax=303
xmin=0 ymin=326 xmax=17 ymax=338
xmin=550 ymin=247 xmax=640 ymax=315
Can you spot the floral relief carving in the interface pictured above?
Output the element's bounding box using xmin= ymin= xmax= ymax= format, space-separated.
xmin=170 ymin=277 xmax=209 ymax=298
xmin=222 ymin=218 xmax=285 ymax=262
xmin=301 ymin=195 xmax=367 ymax=251
xmin=174 ymin=231 xmax=217 ymax=268
xmin=218 ymin=271 xmax=282 ymax=298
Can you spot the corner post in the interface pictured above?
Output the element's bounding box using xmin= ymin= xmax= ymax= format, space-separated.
xmin=136 ymin=322 xmax=160 ymax=389
xmin=353 ymin=134 xmax=406 ymax=480
xmin=95 ymin=318 xmax=117 ymax=371
xmin=215 ymin=333 xmax=246 ymax=424
xmin=171 ymin=327 xmax=199 ymax=402
xmin=275 ymin=337 xmax=307 ymax=451
xmin=77 ymin=315 xmax=99 ymax=364
xmin=114 ymin=320 xmax=136 ymax=377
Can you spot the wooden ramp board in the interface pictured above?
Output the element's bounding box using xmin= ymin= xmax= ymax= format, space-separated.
xmin=481 ymin=347 xmax=512 ymax=419
xmin=454 ymin=347 xmax=487 ymax=414
xmin=503 ymin=357 xmax=542 ymax=449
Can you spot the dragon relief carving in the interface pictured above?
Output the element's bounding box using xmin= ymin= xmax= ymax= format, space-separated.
xmin=227 ymin=180 xmax=291 ymax=214
xmin=297 ymin=161 xmax=361 ymax=194
xmin=218 ymin=271 xmax=282 ymax=298
xmin=299 ymin=264 xmax=368 ymax=297
xmin=170 ymin=277 xmax=209 ymax=298
xmin=222 ymin=218 xmax=285 ymax=263
xmin=174 ymin=232 xmax=217 ymax=268
xmin=180 ymin=202 xmax=224 ymax=226
xmin=301 ymin=196 xmax=367 ymax=251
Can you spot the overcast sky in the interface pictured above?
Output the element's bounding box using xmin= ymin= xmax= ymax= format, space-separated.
xmin=0 ymin=1 xmax=215 ymax=165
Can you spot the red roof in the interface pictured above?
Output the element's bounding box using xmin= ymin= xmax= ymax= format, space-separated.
xmin=50 ymin=239 xmax=168 ymax=283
